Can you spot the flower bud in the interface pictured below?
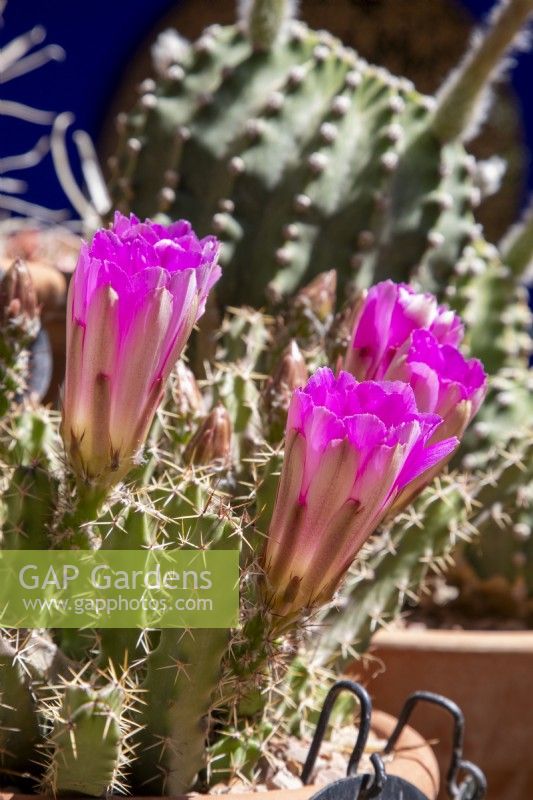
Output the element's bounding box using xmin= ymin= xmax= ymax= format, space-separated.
xmin=261 ymin=340 xmax=308 ymax=442
xmin=343 ymin=281 xmax=486 ymax=513
xmin=386 ymin=329 xmax=487 ymax=513
xmin=293 ymin=270 xmax=337 ymax=325
xmin=396 ymin=329 xmax=487 ymax=442
xmin=183 ymin=403 xmax=232 ymax=466
xmin=0 ymin=260 xmax=39 ymax=332
xmin=170 ymin=359 xmax=204 ymax=420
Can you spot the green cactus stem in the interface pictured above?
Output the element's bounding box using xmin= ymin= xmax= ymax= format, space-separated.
xmin=500 ymin=198 xmax=533 ymax=276
xmin=131 ymin=511 xmax=238 ymax=794
xmin=444 ymin=238 xmax=532 ymax=374
xmin=240 ymin=0 xmax=298 ymax=52
xmin=0 ymin=637 xmax=41 ymax=778
xmin=132 ymin=627 xmax=229 ymax=794
xmin=109 ymin=0 xmax=531 ymax=309
xmin=41 ymin=682 xmax=126 ymax=797
xmin=456 ymin=430 xmax=533 ymax=620
xmin=431 ymin=0 xmax=533 ymax=143
xmin=2 ymin=463 xmax=58 ymax=549
xmin=0 ymin=632 xmax=73 ymax=781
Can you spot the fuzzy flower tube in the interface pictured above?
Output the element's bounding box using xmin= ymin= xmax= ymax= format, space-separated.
xmin=262 ymin=368 xmax=458 ymax=614
xmin=61 ymin=212 xmax=220 ymax=488
xmin=345 ymin=281 xmax=487 ymax=441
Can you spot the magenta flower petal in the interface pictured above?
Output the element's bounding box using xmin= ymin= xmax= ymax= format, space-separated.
xmin=62 ymin=212 xmax=221 ymax=487
xmin=345 ymin=280 xmax=464 ymax=380
xmin=262 ymin=369 xmax=457 ymax=614
xmin=403 ymin=329 xmax=487 ymax=441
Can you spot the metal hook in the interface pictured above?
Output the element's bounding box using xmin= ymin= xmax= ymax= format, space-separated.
xmin=455 ymin=760 xmax=487 ymax=800
xmin=358 ymin=753 xmax=387 ymax=799
xmin=382 ymin=691 xmax=485 ymax=799
xmin=301 ymin=680 xmax=372 ymax=785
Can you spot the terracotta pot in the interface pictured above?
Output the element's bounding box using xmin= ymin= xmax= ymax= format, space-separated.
xmin=0 ymin=709 xmax=439 ymax=800
xmin=358 ymin=628 xmax=533 ymax=800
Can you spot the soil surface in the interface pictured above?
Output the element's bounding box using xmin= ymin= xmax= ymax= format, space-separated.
xmin=210 ymin=727 xmax=388 ymax=793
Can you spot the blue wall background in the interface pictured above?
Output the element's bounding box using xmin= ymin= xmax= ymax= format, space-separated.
xmin=1 ymin=0 xmax=532 ymax=217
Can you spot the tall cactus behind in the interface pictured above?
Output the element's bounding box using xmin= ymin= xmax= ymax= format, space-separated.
xmin=109 ymin=0 xmax=533 ymax=308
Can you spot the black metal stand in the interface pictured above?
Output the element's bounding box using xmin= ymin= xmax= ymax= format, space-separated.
xmin=301 ymin=681 xmax=487 ymax=800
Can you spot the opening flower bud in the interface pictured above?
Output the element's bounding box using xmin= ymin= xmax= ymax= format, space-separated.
xmin=387 ymin=329 xmax=487 ymax=512
xmin=61 ymin=212 xmax=221 ymax=488
xmin=343 ymin=281 xmax=487 ymax=513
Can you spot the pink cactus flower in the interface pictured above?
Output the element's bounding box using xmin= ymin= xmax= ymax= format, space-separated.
xmin=262 ymin=368 xmax=458 ymax=614
xmin=62 ymin=212 xmax=220 ymax=487
xmin=344 ymin=280 xmax=463 ymax=381
xmin=344 ymin=281 xmax=487 ymax=439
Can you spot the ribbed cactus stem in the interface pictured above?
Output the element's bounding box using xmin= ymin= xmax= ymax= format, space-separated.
xmin=226 ymin=607 xmax=280 ymax=718
xmin=500 ymin=199 xmax=533 ymax=276
xmin=133 ymin=628 xmax=229 ymax=794
xmin=98 ymin=505 xmax=153 ymax=671
xmin=3 ymin=464 xmax=57 ymax=549
xmin=0 ymin=637 xmax=41 ymax=776
xmin=432 ymin=0 xmax=533 ymax=142
xmin=240 ymin=0 xmax=297 ymax=51
xmin=42 ymin=683 xmax=125 ymax=797
xmin=55 ymin=484 xmax=109 ymax=548
xmin=223 ymin=580 xmax=306 ymax=723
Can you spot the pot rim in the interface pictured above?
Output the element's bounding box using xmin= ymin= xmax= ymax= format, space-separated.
xmin=373 ymin=626 xmax=533 ymax=653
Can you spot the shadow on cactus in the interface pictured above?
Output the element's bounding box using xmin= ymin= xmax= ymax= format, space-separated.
xmin=0 ymin=0 xmax=532 ymax=796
